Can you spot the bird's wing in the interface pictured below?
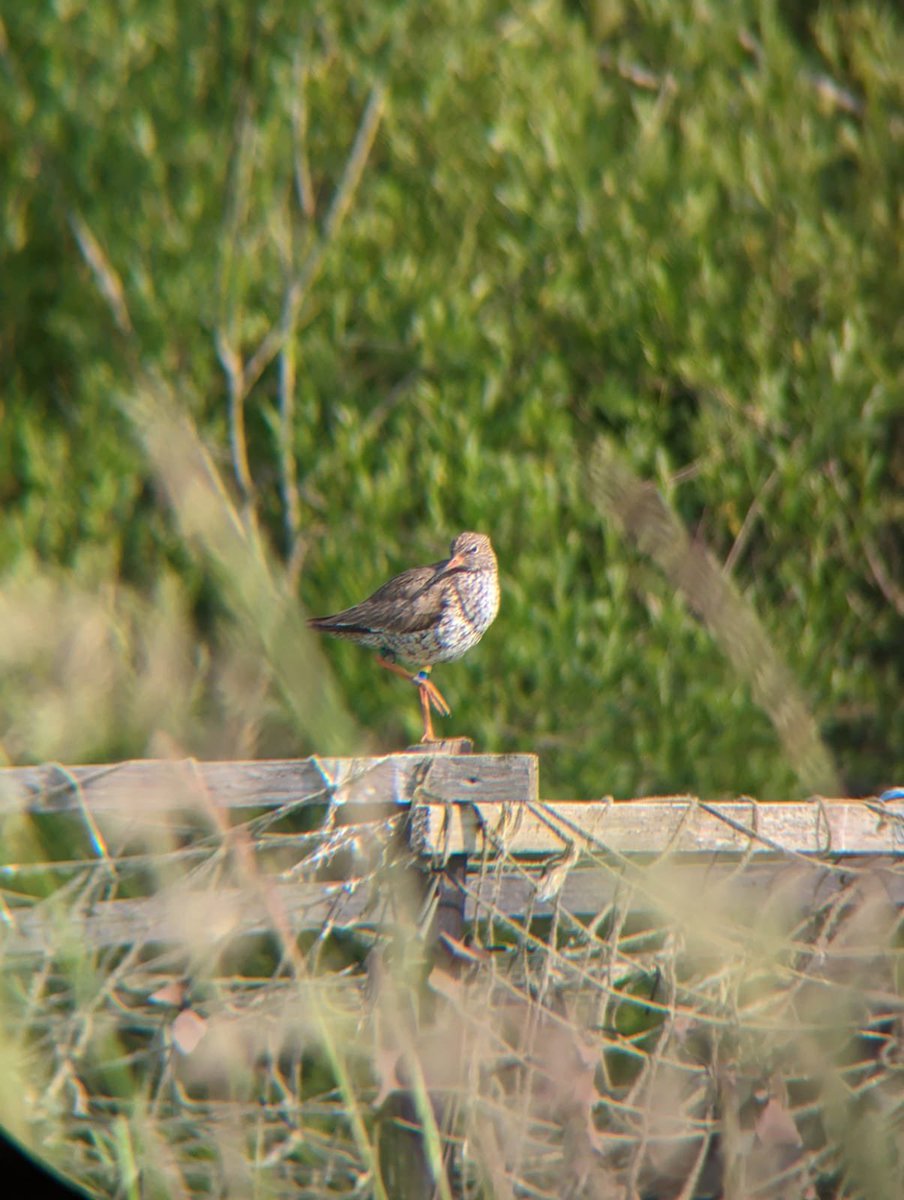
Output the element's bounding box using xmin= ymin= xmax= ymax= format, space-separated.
xmin=310 ymin=563 xmax=448 ymax=635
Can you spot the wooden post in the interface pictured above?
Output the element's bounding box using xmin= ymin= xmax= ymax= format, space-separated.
xmin=377 ymin=740 xmax=473 ymax=1200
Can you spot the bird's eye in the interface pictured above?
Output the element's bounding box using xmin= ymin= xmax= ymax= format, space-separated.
xmin=469 ymin=543 xmax=479 ymax=554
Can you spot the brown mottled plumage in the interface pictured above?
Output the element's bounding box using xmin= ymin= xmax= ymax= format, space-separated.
xmin=308 ymin=532 xmax=500 ymax=740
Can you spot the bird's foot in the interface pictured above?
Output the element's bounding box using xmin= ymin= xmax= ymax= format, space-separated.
xmin=413 ymin=669 xmax=451 ymax=741
xmin=412 ymin=670 xmax=451 ymax=717
xmin=376 ymin=657 xmax=452 ymax=740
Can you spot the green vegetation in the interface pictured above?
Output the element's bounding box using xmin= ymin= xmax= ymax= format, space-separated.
xmin=1 ymin=4 xmax=903 ymax=1194
xmin=2 ymin=0 xmax=901 ymax=796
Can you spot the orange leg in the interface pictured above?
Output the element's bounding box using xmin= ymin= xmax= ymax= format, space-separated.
xmin=418 ymin=684 xmax=436 ymax=743
xmin=376 ymin=658 xmax=451 ymax=741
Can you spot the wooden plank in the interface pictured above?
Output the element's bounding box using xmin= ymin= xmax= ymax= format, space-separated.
xmin=464 ymin=858 xmax=904 ymax=920
xmin=0 ymin=880 xmax=385 ymax=959
xmin=6 ymin=857 xmax=901 ymax=958
xmin=0 ymin=755 xmax=538 ymax=815
xmin=409 ymin=798 xmax=904 ymax=858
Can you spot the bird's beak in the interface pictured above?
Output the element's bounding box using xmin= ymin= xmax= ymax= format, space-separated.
xmin=435 ymin=552 xmax=466 ymax=579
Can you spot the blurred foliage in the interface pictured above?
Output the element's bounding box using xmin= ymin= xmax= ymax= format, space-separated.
xmin=0 ymin=0 xmax=901 ymax=795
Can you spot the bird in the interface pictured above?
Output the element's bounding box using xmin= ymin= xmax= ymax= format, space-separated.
xmin=308 ymin=532 xmax=500 ymax=741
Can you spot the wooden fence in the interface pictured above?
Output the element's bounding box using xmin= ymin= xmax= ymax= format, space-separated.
xmin=4 ymin=754 xmax=900 ymax=949
xmin=1 ymin=753 xmax=902 ymax=1199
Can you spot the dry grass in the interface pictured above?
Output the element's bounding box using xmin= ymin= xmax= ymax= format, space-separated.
xmin=2 ymin=762 xmax=903 ymax=1199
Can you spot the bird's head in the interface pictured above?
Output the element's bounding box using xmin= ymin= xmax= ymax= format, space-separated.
xmin=441 ymin=532 xmax=497 ymax=575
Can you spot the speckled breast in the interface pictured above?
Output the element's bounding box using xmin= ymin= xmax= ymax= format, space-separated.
xmin=377 ymin=566 xmax=500 ymax=667
xmin=430 ymin=568 xmax=500 ymax=664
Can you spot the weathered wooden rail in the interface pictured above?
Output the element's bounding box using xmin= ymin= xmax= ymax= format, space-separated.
xmin=2 ymin=755 xmax=902 ymax=954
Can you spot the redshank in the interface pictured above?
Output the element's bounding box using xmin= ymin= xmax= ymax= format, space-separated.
xmin=308 ymin=532 xmax=500 ymax=740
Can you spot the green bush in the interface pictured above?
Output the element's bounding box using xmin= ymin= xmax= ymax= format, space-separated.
xmin=1 ymin=0 xmax=901 ymax=796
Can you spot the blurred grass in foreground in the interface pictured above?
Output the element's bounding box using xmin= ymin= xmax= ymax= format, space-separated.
xmin=1 ymin=761 xmax=902 ymax=1198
